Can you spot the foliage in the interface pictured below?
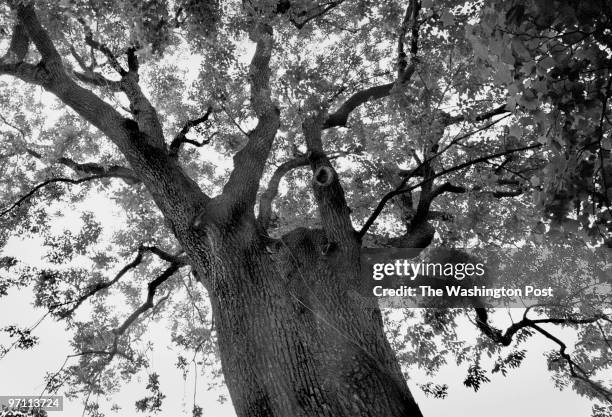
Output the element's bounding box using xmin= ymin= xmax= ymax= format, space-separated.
xmin=0 ymin=0 xmax=611 ymax=415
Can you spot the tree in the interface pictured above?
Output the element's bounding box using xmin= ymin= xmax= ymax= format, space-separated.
xmin=0 ymin=0 xmax=611 ymax=416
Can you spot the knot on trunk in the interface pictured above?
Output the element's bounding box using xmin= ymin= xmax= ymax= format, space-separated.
xmin=313 ymin=166 xmax=334 ymax=187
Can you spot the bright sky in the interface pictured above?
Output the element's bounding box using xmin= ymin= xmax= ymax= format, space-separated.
xmin=0 ymin=232 xmax=597 ymax=417
xmin=0 ymin=287 xmax=596 ymax=417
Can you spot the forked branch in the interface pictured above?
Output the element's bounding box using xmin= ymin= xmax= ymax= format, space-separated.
xmin=113 ymin=262 xmax=181 ymax=336
xmin=221 ymin=23 xmax=280 ymax=213
xmin=323 ymin=0 xmax=421 ymax=129
xmin=24 ymin=148 xmax=140 ymax=185
xmin=55 ymin=245 xmax=186 ymax=318
xmin=169 ymin=107 xmax=214 ymax=157
xmin=358 ymin=143 xmax=542 ymax=237
xmin=475 ymin=309 xmax=612 ymax=403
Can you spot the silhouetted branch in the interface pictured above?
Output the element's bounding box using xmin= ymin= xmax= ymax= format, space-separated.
xmin=82 ymin=25 xmax=126 ymax=76
xmin=429 ymin=181 xmax=524 ymax=200
xmin=358 ymin=143 xmax=542 ymax=237
xmin=323 ymin=83 xmax=396 ymax=128
xmin=530 ymin=323 xmax=612 ymax=403
xmin=443 ymin=104 xmax=510 ymax=126
xmin=0 ymin=175 xmax=115 ymax=218
xmin=25 ymin=148 xmax=140 ymax=184
xmin=54 ymin=245 xmax=186 ymax=318
xmin=323 ymin=0 xmax=420 ymax=129
xmin=397 ymin=0 xmax=420 ymax=74
xmin=290 ymin=0 xmax=346 ymax=29
xmin=169 ymin=107 xmax=214 ymax=157
xmin=397 ymin=114 xmax=513 ymax=178
xmin=430 ymin=182 xmax=466 ymax=199
xmin=113 ymin=263 xmax=181 ymax=336
xmin=475 ymin=309 xmax=612 ymax=403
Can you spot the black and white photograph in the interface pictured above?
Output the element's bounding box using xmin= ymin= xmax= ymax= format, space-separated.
xmin=0 ymin=0 xmax=611 ymax=416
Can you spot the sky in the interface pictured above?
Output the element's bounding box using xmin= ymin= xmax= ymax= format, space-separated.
xmin=0 ymin=236 xmax=597 ymax=417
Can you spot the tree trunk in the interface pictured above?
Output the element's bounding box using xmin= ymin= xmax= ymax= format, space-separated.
xmin=192 ymin=215 xmax=424 ymax=417
xmin=1 ymin=7 xmax=424 ymax=415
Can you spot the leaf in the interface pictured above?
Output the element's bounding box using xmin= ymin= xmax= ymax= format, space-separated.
xmin=539 ymin=56 xmax=556 ymax=70
xmin=509 ymin=124 xmax=523 ymax=139
xmin=440 ymin=10 xmax=455 ymax=27
xmin=501 ymin=48 xmax=515 ymax=65
xmin=464 ymin=364 xmax=491 ymax=392
xmin=511 ymin=38 xmax=531 ymax=60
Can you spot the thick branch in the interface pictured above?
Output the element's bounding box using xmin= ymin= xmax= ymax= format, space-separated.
xmin=15 ymin=4 xmax=61 ymax=65
xmin=2 ymin=4 xmax=210 ymax=233
xmin=221 ymin=24 xmax=279 ymax=212
xmin=25 ymin=148 xmax=140 ymax=185
xmin=430 ymin=181 xmax=524 ymax=200
xmin=323 ymin=0 xmax=420 ymax=129
xmin=73 ymin=71 xmax=122 ymax=91
xmin=56 ymin=246 xmax=186 ymax=318
xmin=258 ymin=151 xmax=350 ymax=229
xmin=80 ymin=21 xmax=164 ymax=146
xmin=430 ymin=182 xmax=466 ymax=199
xmin=397 ymin=0 xmax=420 ymax=74
xmin=258 ymin=154 xmax=310 ymax=229
xmin=303 ymin=114 xmax=356 ymax=244
xmin=2 ymin=22 xmax=29 ymax=62
xmin=323 ymin=83 xmax=395 ymax=128
xmin=0 ymin=57 xmax=54 ymax=86
xmin=322 ymin=66 xmax=417 ymax=131
xmin=6 ymin=5 xmax=132 ymax=146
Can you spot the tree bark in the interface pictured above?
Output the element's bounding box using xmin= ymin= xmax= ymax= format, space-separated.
xmin=193 ymin=216 xmax=423 ymax=417
xmin=0 ymin=5 xmax=425 ymax=416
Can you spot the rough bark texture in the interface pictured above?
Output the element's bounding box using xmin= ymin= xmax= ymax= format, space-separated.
xmin=197 ymin=221 xmax=423 ymax=417
xmin=0 ymin=5 xmax=425 ymax=417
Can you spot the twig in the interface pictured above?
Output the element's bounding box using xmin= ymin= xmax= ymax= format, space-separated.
xmin=0 ymin=174 xmax=112 ymax=218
